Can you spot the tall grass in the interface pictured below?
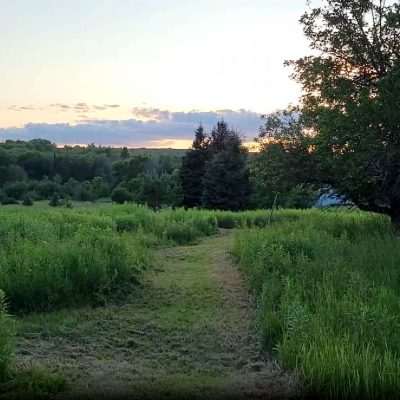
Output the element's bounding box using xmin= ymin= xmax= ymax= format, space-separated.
xmin=0 ymin=290 xmax=14 ymax=382
xmin=0 ymin=203 xmax=221 ymax=381
xmin=106 ymin=205 xmax=218 ymax=244
xmin=0 ymin=204 xmax=221 ymax=313
xmin=233 ymin=210 xmax=400 ymax=399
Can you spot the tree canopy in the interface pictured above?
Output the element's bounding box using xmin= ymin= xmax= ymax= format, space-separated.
xmin=286 ymin=0 xmax=400 ymax=224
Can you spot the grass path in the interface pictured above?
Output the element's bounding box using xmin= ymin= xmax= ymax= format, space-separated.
xmin=12 ymin=232 xmax=298 ymax=399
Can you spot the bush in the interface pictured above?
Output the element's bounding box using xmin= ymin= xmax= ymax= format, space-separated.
xmin=64 ymin=198 xmax=73 ymax=208
xmin=49 ymin=193 xmax=61 ymax=207
xmin=111 ymin=187 xmax=133 ymax=204
xmin=22 ymin=195 xmax=34 ymax=206
xmin=4 ymin=182 xmax=29 ymax=200
xmin=1 ymin=197 xmax=19 ymax=205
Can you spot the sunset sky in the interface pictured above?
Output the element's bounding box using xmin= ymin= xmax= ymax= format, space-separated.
xmin=0 ymin=0 xmax=314 ymax=148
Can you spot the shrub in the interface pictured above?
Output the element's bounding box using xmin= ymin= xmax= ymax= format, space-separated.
xmin=64 ymin=198 xmax=73 ymax=208
xmin=111 ymin=187 xmax=133 ymax=204
xmin=1 ymin=197 xmax=19 ymax=205
xmin=22 ymin=195 xmax=34 ymax=206
xmin=49 ymin=193 xmax=61 ymax=207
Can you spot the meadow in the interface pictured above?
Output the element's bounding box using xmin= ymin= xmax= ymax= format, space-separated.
xmin=0 ymin=203 xmax=399 ymax=398
xmin=233 ymin=210 xmax=400 ymax=399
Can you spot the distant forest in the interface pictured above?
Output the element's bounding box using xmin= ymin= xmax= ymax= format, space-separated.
xmin=0 ymin=120 xmax=318 ymax=210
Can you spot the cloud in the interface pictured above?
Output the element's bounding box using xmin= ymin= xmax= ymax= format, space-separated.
xmin=0 ymin=108 xmax=263 ymax=148
xmin=131 ymin=107 xmax=171 ymax=121
xmin=73 ymin=103 xmax=90 ymax=113
xmin=8 ymin=105 xmax=37 ymax=111
xmin=8 ymin=103 xmax=121 ymax=114
xmin=50 ymin=103 xmax=71 ymax=112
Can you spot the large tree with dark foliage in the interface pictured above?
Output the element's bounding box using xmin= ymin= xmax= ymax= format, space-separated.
xmin=202 ymin=121 xmax=250 ymax=210
xmin=288 ymin=0 xmax=400 ymax=225
xmin=253 ymin=109 xmax=318 ymax=208
xmin=180 ymin=125 xmax=209 ymax=207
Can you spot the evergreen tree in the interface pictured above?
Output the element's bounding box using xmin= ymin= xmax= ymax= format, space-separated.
xmin=49 ymin=193 xmax=61 ymax=207
xmin=120 ymin=147 xmax=129 ymax=159
xmin=22 ymin=194 xmax=34 ymax=206
xmin=202 ymin=122 xmax=250 ymax=210
xmin=180 ymin=125 xmax=209 ymax=208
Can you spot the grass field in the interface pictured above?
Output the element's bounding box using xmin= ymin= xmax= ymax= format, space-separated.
xmin=233 ymin=210 xmax=400 ymax=399
xmin=0 ymin=203 xmax=399 ymax=398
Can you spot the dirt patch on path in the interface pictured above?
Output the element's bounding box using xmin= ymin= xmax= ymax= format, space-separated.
xmin=12 ymin=232 xmax=299 ymax=399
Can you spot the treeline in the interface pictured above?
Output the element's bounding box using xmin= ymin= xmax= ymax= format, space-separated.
xmin=0 ymin=122 xmax=318 ymax=210
xmin=0 ymin=139 xmax=183 ymax=207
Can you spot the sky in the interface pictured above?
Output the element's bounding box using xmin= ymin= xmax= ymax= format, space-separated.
xmin=0 ymin=0 xmax=314 ymax=148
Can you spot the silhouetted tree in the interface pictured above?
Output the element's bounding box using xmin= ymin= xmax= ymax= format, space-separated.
xmin=289 ymin=0 xmax=400 ymax=225
xmin=120 ymin=147 xmax=130 ymax=159
xmin=202 ymin=122 xmax=250 ymax=210
xmin=180 ymin=125 xmax=209 ymax=207
xmin=252 ymin=109 xmax=318 ymax=208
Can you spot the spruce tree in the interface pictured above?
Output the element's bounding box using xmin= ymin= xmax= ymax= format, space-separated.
xmin=180 ymin=125 xmax=209 ymax=208
xmin=120 ymin=147 xmax=129 ymax=159
xmin=202 ymin=121 xmax=250 ymax=210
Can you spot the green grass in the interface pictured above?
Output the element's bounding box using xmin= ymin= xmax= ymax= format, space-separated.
xmin=0 ymin=368 xmax=66 ymax=400
xmin=0 ymin=203 xmax=221 ymax=393
xmin=12 ymin=233 xmax=294 ymax=399
xmin=0 ymin=204 xmax=220 ymax=313
xmin=233 ymin=210 xmax=400 ymax=399
xmin=2 ymin=203 xmax=400 ymax=398
xmin=0 ymin=290 xmax=14 ymax=383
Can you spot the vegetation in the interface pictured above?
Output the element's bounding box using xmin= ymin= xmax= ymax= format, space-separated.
xmin=180 ymin=125 xmax=209 ymax=208
xmin=181 ymin=121 xmax=250 ymax=210
xmin=282 ymin=0 xmax=400 ymax=225
xmin=252 ymin=109 xmax=319 ymax=209
xmin=0 ymin=141 xmax=184 ymax=209
xmin=0 ymin=203 xmax=223 ymax=393
xmin=0 ymin=201 xmax=399 ymax=398
xmin=0 ymin=290 xmax=14 ymax=382
xmin=0 ymin=204 xmax=224 ymax=314
xmin=0 ymin=125 xmax=320 ymax=212
xmin=2 ymin=1 xmax=400 ymax=397
xmin=233 ymin=210 xmax=400 ymax=398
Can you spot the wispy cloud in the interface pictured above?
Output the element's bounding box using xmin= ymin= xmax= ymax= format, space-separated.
xmin=8 ymin=103 xmax=121 ymax=115
xmin=8 ymin=105 xmax=37 ymax=112
xmin=0 ymin=108 xmax=262 ymax=148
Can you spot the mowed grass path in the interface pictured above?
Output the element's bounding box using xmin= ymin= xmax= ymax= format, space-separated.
xmin=12 ymin=232 xmax=298 ymax=399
